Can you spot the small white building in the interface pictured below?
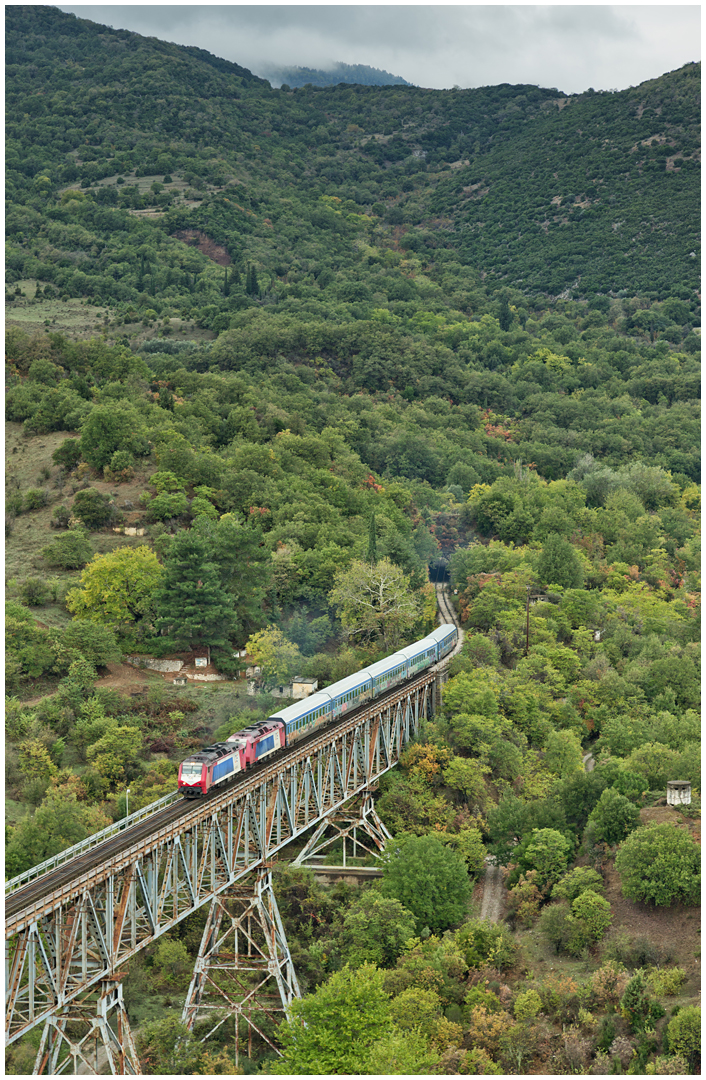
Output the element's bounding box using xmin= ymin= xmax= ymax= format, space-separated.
xmin=667 ymin=780 xmax=691 ymax=806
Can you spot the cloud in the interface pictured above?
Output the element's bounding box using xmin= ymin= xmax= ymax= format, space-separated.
xmin=57 ymin=5 xmax=700 ymax=92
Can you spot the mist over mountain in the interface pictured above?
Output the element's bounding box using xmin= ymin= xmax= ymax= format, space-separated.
xmin=261 ymin=62 xmax=412 ymax=89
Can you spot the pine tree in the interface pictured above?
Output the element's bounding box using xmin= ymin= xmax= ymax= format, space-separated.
xmin=223 ymin=267 xmax=229 ymax=297
xmin=154 ymin=530 xmax=235 ymax=652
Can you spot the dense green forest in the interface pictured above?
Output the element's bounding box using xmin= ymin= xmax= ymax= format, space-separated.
xmin=5 ymin=5 xmax=701 ymax=1076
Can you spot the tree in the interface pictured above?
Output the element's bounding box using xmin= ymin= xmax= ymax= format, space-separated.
xmin=79 ymin=402 xmax=147 ymax=471
xmin=570 ymin=891 xmax=612 ymax=944
xmin=367 ymin=511 xmax=378 ymax=564
xmin=195 ymin=513 xmax=272 ymax=637
xmin=42 ymin=529 xmax=93 ymax=569
xmin=517 ymin=828 xmax=573 ymax=893
xmin=381 ymin=833 xmax=471 ymax=934
xmin=272 ymin=963 xmax=393 ymax=1074
xmin=544 ymin=729 xmax=584 ymax=778
xmin=615 ymin=823 xmax=700 ymax=906
xmin=329 ymin=558 xmax=421 ymax=648
xmin=665 ymin=1006 xmax=700 ymax=1071
xmin=245 ymin=626 xmax=302 ymax=687
xmin=586 ymin=787 xmax=640 ymax=846
xmin=52 ymin=438 xmax=82 ymax=470
xmin=71 ymin=489 xmax=114 ymax=530
xmin=5 ymin=782 xmax=112 ymax=877
xmin=536 ymin=534 xmax=584 ymax=589
xmin=135 ymin=1014 xmax=202 ymax=1075
xmin=551 ymin=866 xmax=604 ymax=903
xmin=442 ymin=756 xmax=490 ymax=808
xmin=154 ymin=529 xmax=235 ymax=651
xmin=61 ymin=619 xmax=121 ymax=667
xmin=66 ymin=546 xmax=163 ymax=636
xmin=340 ymin=891 xmax=417 ymax=968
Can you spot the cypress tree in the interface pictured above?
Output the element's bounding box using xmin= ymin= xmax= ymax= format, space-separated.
xmin=367 ymin=512 xmax=377 ymax=565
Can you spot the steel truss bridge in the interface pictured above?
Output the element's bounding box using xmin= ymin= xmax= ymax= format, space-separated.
xmin=6 ymin=663 xmax=452 ymax=1073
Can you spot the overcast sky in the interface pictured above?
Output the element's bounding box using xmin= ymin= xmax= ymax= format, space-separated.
xmin=55 ymin=4 xmax=700 ymax=93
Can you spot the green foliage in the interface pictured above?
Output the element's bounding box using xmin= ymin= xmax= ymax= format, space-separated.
xmin=551 ymin=866 xmax=605 ymax=903
xmin=340 ymin=891 xmax=417 ymax=968
xmin=665 ymin=1006 xmax=701 ymax=1070
xmin=455 ymin=918 xmax=518 ymax=971
xmin=513 ymin=827 xmax=573 ymax=893
xmin=5 ymin=780 xmax=111 ymax=877
xmin=272 ymin=963 xmax=393 ymax=1074
xmin=71 ymin=488 xmax=115 ymax=530
xmin=135 ymin=1014 xmax=202 ymax=1075
xmin=42 ymin=529 xmax=93 ymax=569
xmin=245 ymin=627 xmax=302 ymax=687
xmin=329 ymin=558 xmax=421 ymax=649
xmin=646 ymin=966 xmax=686 ymax=997
xmin=514 ymin=988 xmax=542 ymax=1021
xmin=79 ymin=402 xmax=147 ymax=471
xmin=381 ymin=833 xmax=471 ymax=934
xmin=615 ymin=823 xmax=700 ymax=906
xmin=66 ymin=545 xmax=163 ymax=635
xmin=536 ymin=533 xmax=585 ymax=589
xmin=586 ymin=786 xmax=641 ymax=846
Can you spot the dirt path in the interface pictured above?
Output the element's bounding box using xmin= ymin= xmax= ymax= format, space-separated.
xmin=480 ymin=857 xmax=505 ymax=923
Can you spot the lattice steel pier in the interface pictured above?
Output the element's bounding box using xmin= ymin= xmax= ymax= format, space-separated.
xmin=6 ymin=670 xmax=438 ymax=1072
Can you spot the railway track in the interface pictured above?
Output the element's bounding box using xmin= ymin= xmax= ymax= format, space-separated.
xmin=435 ymin=581 xmax=464 ymax=657
xmin=7 ymin=602 xmax=462 ymax=920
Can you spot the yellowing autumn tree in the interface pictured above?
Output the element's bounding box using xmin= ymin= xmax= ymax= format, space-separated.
xmin=245 ymin=627 xmax=302 ymax=687
xmin=329 ymin=558 xmax=421 ymax=649
xmin=66 ymin=546 xmax=163 ymax=636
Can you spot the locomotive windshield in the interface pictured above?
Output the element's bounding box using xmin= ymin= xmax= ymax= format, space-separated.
xmin=180 ymin=763 xmax=203 ymax=781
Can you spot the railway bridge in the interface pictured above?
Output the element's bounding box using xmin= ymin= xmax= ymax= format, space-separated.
xmin=6 ymin=591 xmax=462 ymax=1074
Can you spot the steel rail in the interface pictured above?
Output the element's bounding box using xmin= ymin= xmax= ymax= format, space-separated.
xmin=6 ymin=667 xmax=435 ymax=929
xmin=6 ymin=671 xmax=436 ymax=1048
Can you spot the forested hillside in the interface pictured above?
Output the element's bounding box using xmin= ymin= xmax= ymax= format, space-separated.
xmin=5 ymin=5 xmax=701 ymax=1076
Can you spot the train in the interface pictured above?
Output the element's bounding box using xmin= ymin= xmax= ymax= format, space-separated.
xmin=177 ymin=623 xmax=458 ymax=797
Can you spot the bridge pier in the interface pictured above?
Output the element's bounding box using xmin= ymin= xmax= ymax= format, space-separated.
xmin=292 ymin=787 xmax=391 ymax=868
xmin=181 ymin=868 xmax=299 ymax=1066
xmin=33 ymin=978 xmax=140 ymax=1075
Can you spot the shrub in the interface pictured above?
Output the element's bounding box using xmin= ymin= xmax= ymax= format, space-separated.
xmin=513 ymin=988 xmax=542 ymax=1021
xmin=456 ymin=918 xmax=518 ymax=971
xmin=570 ymin=891 xmax=612 ymax=946
xmin=615 ymin=823 xmax=700 ymax=906
xmin=552 ymin=866 xmax=604 ymax=903
xmin=24 ymin=488 xmax=48 ymax=511
xmin=43 ymin=529 xmax=93 ymax=569
xmin=51 ymin=503 xmax=72 ymax=528
xmin=465 ymin=1005 xmax=512 ymax=1057
xmin=20 ymin=578 xmax=51 ymax=606
xmin=464 ymin=983 xmax=503 ymax=1018
xmin=72 ymin=488 xmax=115 ymax=529
xmin=141 ymin=491 xmax=188 ymax=522
xmin=665 ymin=1006 xmax=700 ymax=1070
xmin=620 ymin=972 xmax=666 ymax=1033
xmin=646 ymin=967 xmax=687 ymax=997
xmin=52 ymin=439 xmax=82 ymax=470
xmin=590 ymin=961 xmax=630 ymax=1007
xmin=538 ymin=901 xmax=573 ymax=954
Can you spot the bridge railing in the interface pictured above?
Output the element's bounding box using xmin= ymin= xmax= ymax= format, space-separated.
xmin=4 ymin=788 xmax=181 ymax=894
